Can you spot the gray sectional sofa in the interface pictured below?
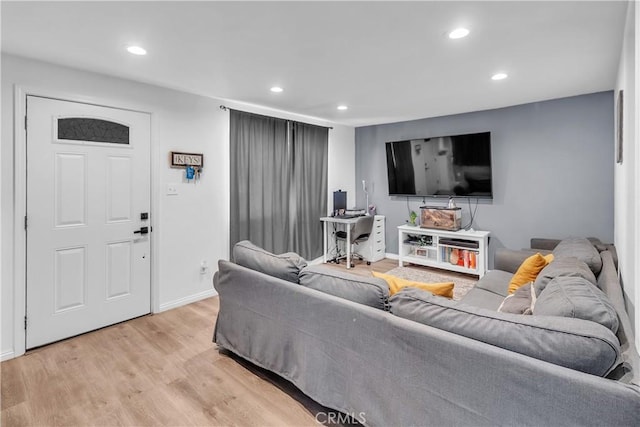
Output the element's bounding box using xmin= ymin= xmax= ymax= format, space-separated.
xmin=213 ymin=239 xmax=640 ymax=426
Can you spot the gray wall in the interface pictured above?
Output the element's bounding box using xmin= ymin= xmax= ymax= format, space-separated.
xmin=355 ymin=92 xmax=614 ymax=266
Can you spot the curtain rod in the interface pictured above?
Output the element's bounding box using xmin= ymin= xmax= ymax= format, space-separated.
xmin=219 ymin=105 xmax=333 ymax=129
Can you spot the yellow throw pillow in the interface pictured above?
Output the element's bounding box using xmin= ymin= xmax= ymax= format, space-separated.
xmin=372 ymin=271 xmax=454 ymax=299
xmin=508 ymin=253 xmax=554 ymax=294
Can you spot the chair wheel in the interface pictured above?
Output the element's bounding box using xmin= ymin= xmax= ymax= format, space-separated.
xmin=367 ymin=261 xmax=371 ymax=265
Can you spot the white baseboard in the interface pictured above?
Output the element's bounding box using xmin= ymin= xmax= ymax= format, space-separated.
xmin=158 ymin=288 xmax=218 ymax=313
xmin=386 ymin=252 xmax=399 ymax=260
xmin=1 ymin=350 xmax=15 ymax=362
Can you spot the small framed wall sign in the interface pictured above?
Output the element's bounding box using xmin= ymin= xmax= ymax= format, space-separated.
xmin=170 ymin=151 xmax=203 ymax=168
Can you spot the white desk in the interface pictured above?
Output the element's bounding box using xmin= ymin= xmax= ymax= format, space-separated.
xmin=320 ymin=216 xmax=361 ymax=268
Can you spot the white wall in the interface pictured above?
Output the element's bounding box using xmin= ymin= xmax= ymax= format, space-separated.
xmin=614 ymin=1 xmax=639 ymax=349
xmin=1 ymin=54 xmax=355 ymax=359
xmin=328 ymin=124 xmax=356 ymax=212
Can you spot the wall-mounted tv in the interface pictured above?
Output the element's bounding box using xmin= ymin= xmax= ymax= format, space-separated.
xmin=385 ymin=131 xmax=492 ymax=199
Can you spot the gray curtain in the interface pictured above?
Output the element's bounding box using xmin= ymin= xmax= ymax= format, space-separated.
xmin=230 ymin=110 xmax=328 ymax=260
xmin=230 ymin=111 xmax=290 ymax=254
xmin=291 ymin=122 xmax=328 ymax=259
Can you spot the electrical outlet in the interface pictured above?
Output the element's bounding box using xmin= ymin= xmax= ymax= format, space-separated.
xmin=167 ymin=183 xmax=178 ymax=195
xmin=200 ymin=260 xmax=208 ymax=275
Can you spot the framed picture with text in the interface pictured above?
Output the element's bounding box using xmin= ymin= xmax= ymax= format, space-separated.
xmin=170 ymin=151 xmax=203 ymax=168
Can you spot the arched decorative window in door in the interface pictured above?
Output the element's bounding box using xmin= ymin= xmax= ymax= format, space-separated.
xmin=57 ymin=117 xmax=129 ymax=144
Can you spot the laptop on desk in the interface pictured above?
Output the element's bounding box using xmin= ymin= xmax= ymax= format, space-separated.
xmin=334 ymin=214 xmax=358 ymax=219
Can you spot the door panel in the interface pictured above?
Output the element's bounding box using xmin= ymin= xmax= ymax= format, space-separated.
xmin=55 ymin=152 xmax=88 ymax=227
xmin=106 ymin=240 xmax=132 ymax=299
xmin=26 ymin=96 xmax=151 ymax=349
xmin=54 ymin=246 xmax=87 ymax=312
xmin=106 ymin=156 xmax=132 ymax=222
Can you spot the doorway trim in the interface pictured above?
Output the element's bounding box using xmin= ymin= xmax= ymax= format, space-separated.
xmin=12 ymin=85 xmax=161 ymax=359
xmin=635 ymin=0 xmax=640 ymax=351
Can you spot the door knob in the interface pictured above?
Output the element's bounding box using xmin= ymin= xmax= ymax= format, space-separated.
xmin=134 ymin=226 xmax=149 ymax=235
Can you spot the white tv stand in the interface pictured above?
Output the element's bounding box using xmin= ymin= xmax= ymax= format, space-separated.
xmin=397 ymin=225 xmax=490 ymax=277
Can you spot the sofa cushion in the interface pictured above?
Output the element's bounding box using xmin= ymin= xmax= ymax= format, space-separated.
xmin=390 ymin=287 xmax=621 ymax=376
xmin=534 ymin=276 xmax=619 ymax=334
xmin=498 ymin=282 xmax=535 ymax=314
xmin=372 ymin=271 xmax=454 ymax=298
xmin=552 ymin=237 xmax=602 ymax=275
xmin=493 ymin=248 xmax=540 ymax=274
xmin=233 ymin=240 xmax=307 ymax=283
xmin=299 ymin=265 xmax=390 ymax=310
xmin=473 ymin=269 xmax=512 ymax=297
xmin=458 ymin=287 xmax=504 ymax=310
xmin=508 ymin=253 xmax=553 ymax=294
xmin=533 ymin=257 xmax=597 ymax=296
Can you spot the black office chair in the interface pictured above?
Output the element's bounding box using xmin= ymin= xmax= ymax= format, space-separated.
xmin=335 ymin=215 xmax=375 ymax=268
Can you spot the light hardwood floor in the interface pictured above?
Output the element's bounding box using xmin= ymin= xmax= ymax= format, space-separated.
xmin=1 ymin=258 xmax=469 ymax=426
xmin=1 ymin=296 xmax=358 ymax=426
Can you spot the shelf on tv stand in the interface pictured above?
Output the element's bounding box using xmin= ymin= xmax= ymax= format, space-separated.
xmin=397 ymin=225 xmax=490 ymax=277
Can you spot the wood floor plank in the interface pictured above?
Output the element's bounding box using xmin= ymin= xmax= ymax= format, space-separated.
xmin=2 ymin=298 xmax=357 ymax=425
xmin=0 ymin=355 xmax=27 ymax=410
xmin=1 ymin=257 xmax=460 ymax=426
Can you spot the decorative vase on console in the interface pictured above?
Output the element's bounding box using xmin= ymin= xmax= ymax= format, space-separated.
xmin=408 ymin=211 xmax=418 ymax=226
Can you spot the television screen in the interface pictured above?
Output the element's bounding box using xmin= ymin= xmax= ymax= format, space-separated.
xmin=385 ymin=131 xmax=492 ymax=198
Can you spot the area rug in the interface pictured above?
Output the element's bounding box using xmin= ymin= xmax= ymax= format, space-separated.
xmin=383 ymin=266 xmax=477 ymax=301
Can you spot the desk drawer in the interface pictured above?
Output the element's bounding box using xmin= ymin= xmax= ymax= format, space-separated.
xmin=371 ymin=234 xmax=384 ymax=248
xmin=358 ymin=215 xmax=385 ymax=262
xmin=368 ymin=246 xmax=385 ymax=262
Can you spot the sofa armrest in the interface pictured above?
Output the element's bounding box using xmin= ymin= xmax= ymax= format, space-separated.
xmin=213 ymin=270 xmax=219 ymax=289
xmin=531 ymin=237 xmax=605 ymax=251
xmin=530 ymin=238 xmax=561 ymax=251
xmin=493 ymin=248 xmax=535 ymax=274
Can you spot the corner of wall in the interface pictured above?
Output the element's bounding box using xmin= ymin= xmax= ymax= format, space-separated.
xmin=634 ymin=0 xmax=640 ymax=351
xmin=614 ymin=0 xmax=639 ymax=351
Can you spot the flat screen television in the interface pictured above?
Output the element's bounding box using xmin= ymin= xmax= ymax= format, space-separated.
xmin=385 ymin=131 xmax=492 ymax=199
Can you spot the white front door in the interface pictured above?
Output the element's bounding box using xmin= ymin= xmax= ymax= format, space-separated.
xmin=26 ymin=96 xmax=151 ymax=349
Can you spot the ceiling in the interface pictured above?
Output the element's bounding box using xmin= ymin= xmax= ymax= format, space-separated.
xmin=1 ymin=1 xmax=628 ymax=127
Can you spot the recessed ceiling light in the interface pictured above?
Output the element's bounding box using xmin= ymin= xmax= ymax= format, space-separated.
xmin=126 ymin=45 xmax=147 ymax=56
xmin=491 ymin=73 xmax=508 ymax=81
xmin=448 ymin=28 xmax=470 ymax=39
xmin=337 ymin=105 xmax=348 ymax=111
xmin=270 ymin=86 xmax=284 ymax=93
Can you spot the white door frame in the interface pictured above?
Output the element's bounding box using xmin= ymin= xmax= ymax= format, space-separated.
xmin=635 ymin=0 xmax=640 ymax=351
xmin=12 ymin=85 xmax=161 ymax=358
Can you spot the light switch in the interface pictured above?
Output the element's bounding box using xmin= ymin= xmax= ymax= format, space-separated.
xmin=167 ymin=183 xmax=178 ymax=195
